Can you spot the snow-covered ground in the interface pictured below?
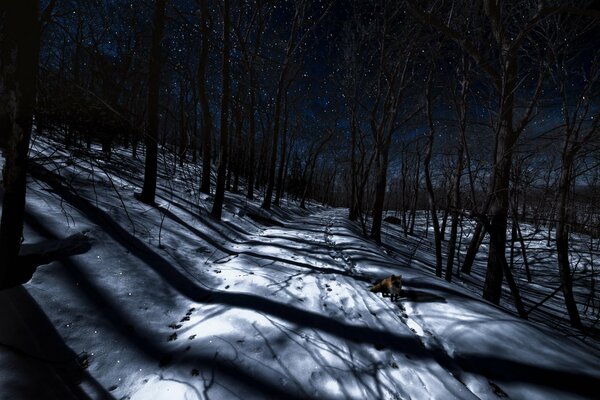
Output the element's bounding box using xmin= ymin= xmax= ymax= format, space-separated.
xmin=1 ymin=134 xmax=599 ymax=399
xmin=379 ymin=210 xmax=600 ymax=343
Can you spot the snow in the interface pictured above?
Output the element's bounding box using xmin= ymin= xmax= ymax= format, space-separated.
xmin=1 ymin=134 xmax=599 ymax=399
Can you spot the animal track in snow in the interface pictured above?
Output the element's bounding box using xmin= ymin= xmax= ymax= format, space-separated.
xmin=167 ymin=307 xmax=196 ymax=341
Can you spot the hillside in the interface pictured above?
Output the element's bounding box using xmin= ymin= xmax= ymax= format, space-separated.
xmin=0 ymin=135 xmax=598 ymax=399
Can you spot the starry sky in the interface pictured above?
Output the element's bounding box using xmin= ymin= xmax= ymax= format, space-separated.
xmin=37 ymin=0 xmax=600 ymax=158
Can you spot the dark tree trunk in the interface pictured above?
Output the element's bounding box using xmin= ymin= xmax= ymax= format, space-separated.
xmin=0 ymin=0 xmax=41 ymax=288
xmin=446 ymin=70 xmax=469 ymax=282
xmin=178 ymin=84 xmax=188 ymax=167
xmin=300 ymin=131 xmax=334 ymax=209
xmin=191 ymin=96 xmax=198 ymax=164
xmin=274 ymin=98 xmax=289 ymax=206
xmin=446 ymin=149 xmax=464 ymax=282
xmin=483 ymin=121 xmax=516 ymax=304
xmin=349 ymin=112 xmax=359 ymax=221
xmin=246 ymin=89 xmax=256 ymax=199
xmin=262 ymin=76 xmax=286 ymax=210
xmin=211 ymin=0 xmax=230 ymax=220
xmin=232 ymin=97 xmax=242 ymax=194
xmin=409 ymin=139 xmax=421 ymax=236
xmin=197 ymin=0 xmax=212 ymax=195
xmin=483 ymin=45 xmax=518 ymax=303
xmin=370 ymin=145 xmax=390 ymax=243
xmin=424 ymin=75 xmax=443 ymax=277
xmin=512 ymin=212 xmax=532 ymax=282
xmin=556 ymin=152 xmax=582 ymax=328
xmin=461 ymin=221 xmax=485 ymax=275
xmin=139 ymin=0 xmax=166 ymax=205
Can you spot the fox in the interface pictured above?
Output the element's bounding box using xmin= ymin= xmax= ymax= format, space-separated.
xmin=369 ymin=275 xmax=402 ymax=302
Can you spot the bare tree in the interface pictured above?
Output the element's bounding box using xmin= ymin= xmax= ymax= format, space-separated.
xmin=408 ymin=0 xmax=571 ymax=304
xmin=211 ymin=0 xmax=231 ymax=220
xmin=445 ymin=55 xmax=472 ymax=282
xmin=549 ymin=32 xmax=600 ymax=328
xmin=423 ymin=67 xmax=443 ymax=277
xmin=0 ymin=1 xmax=41 ymax=287
xmin=196 ymin=0 xmax=213 ymax=195
xmin=262 ymin=0 xmax=333 ymax=210
xmin=139 ymin=0 xmax=167 ymax=205
xmin=231 ymin=0 xmax=273 ymax=200
xmin=346 ymin=1 xmax=419 ymax=243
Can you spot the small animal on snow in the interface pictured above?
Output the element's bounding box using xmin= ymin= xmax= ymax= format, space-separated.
xmin=370 ymin=275 xmax=402 ymax=302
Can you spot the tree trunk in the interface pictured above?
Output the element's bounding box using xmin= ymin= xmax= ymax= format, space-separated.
xmin=556 ymin=152 xmax=582 ymax=328
xmin=262 ymin=74 xmax=286 ymax=209
xmin=349 ymin=113 xmax=359 ymax=221
xmin=446 ymin=147 xmax=464 ymax=282
xmin=0 ymin=0 xmax=41 ymax=288
xmin=246 ymin=86 xmax=256 ymax=199
xmin=139 ymin=0 xmax=166 ymax=205
xmin=370 ymin=146 xmax=389 ymax=243
xmin=424 ymin=75 xmax=443 ymax=277
xmin=178 ymin=84 xmax=188 ymax=168
xmin=424 ymin=139 xmax=443 ymax=277
xmin=483 ymin=47 xmax=518 ymax=303
xmin=198 ymin=0 xmax=212 ymax=195
xmin=484 ymin=170 xmax=510 ymax=303
xmin=483 ymin=120 xmax=516 ymax=303
xmin=211 ymin=0 xmax=231 ymax=220
xmin=274 ymin=98 xmax=289 ymax=206
xmin=232 ymin=103 xmax=242 ymax=193
xmin=409 ymin=139 xmax=421 ymax=236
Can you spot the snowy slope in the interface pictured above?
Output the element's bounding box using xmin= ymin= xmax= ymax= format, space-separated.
xmin=1 ymin=135 xmax=599 ymax=400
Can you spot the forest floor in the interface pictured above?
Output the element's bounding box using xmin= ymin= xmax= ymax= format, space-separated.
xmin=1 ymin=134 xmax=599 ymax=399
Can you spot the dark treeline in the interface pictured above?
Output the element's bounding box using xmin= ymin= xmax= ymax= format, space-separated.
xmin=1 ymin=0 xmax=600 ymax=329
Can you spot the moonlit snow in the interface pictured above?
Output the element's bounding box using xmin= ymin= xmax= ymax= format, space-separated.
xmin=1 ymin=135 xmax=598 ymax=399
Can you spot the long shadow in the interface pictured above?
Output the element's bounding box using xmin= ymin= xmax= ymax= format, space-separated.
xmin=401 ymin=289 xmax=447 ymax=303
xmin=29 ymin=162 xmax=446 ymax=351
xmin=158 ymin=206 xmax=371 ymax=283
xmin=455 ymin=353 xmax=599 ymax=399
xmin=407 ymin=279 xmax=485 ymax=302
xmin=2 ymin=281 xmax=114 ymax=399
xmin=24 ymin=210 xmax=318 ymax=400
xmin=30 ymin=162 xmax=600 ymax=398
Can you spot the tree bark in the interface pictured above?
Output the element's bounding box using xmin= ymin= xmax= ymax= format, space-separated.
xmin=211 ymin=0 xmax=231 ymax=220
xmin=139 ymin=0 xmax=166 ymax=205
xmin=0 ymin=0 xmax=41 ymax=288
xmin=423 ymin=73 xmax=443 ymax=277
xmin=274 ymin=97 xmax=289 ymax=206
xmin=349 ymin=114 xmax=359 ymax=221
xmin=556 ymin=152 xmax=582 ymax=328
xmin=246 ymin=86 xmax=256 ymax=199
xmin=262 ymin=74 xmax=286 ymax=209
xmin=446 ymin=66 xmax=470 ymax=282
xmin=370 ymin=146 xmax=389 ymax=243
xmin=197 ymin=0 xmax=212 ymax=195
xmin=446 ymin=147 xmax=464 ymax=282
xmin=461 ymin=221 xmax=485 ymax=275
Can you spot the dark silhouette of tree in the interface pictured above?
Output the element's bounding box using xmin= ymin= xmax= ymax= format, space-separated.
xmin=408 ymin=0 xmax=593 ymax=305
xmin=139 ymin=0 xmax=167 ymax=205
xmin=196 ymin=0 xmax=213 ymax=195
xmin=211 ymin=0 xmax=231 ymax=220
xmin=0 ymin=0 xmax=42 ymax=287
xmin=548 ymin=21 xmax=600 ymax=328
xmin=262 ymin=0 xmax=333 ymax=210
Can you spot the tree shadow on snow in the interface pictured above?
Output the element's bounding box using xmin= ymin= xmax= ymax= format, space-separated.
xmin=29 ymin=162 xmax=600 ymax=399
xmin=401 ymin=289 xmax=447 ymax=303
xmin=157 ymin=205 xmax=372 ymax=283
xmin=0 ymin=286 xmax=115 ymax=400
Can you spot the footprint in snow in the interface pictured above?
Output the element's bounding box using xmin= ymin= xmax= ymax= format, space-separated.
xmin=168 ymin=307 xmax=196 ymax=340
